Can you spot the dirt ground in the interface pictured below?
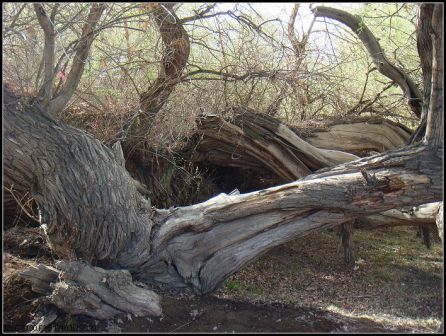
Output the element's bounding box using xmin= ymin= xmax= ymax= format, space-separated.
xmin=3 ymin=225 xmax=444 ymax=333
xmin=48 ymin=294 xmax=408 ymax=333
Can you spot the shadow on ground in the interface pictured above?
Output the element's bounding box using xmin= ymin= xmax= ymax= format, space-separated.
xmin=35 ymin=294 xmax=414 ymax=333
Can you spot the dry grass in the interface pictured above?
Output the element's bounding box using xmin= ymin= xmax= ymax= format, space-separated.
xmin=3 ymin=253 xmax=43 ymax=329
xmin=216 ymin=226 xmax=443 ymax=333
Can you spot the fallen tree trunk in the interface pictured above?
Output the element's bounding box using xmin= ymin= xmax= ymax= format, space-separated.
xmin=190 ymin=109 xmax=369 ymax=182
xmin=190 ymin=109 xmax=412 ymax=181
xmin=5 ymin=86 xmax=442 ymax=297
xmin=4 ymin=3 xmax=442 ymax=322
xmin=357 ymin=202 xmax=441 ymax=230
xmin=188 ymin=109 xmax=432 ymax=232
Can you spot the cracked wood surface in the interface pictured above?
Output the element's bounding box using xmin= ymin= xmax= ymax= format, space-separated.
xmin=5 ymin=86 xmax=442 ymax=295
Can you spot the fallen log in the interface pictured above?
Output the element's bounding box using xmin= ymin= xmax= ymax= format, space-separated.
xmin=4 ymin=84 xmax=442 ymax=317
xmin=190 ymin=109 xmax=412 ymax=181
xmin=191 ymin=109 xmax=360 ymax=181
xmin=189 ymin=109 xmax=435 ymax=231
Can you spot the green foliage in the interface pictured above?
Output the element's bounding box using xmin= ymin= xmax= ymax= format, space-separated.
xmin=3 ymin=2 xmax=422 ymax=138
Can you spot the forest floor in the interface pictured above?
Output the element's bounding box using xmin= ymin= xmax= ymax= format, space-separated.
xmin=3 ymin=225 xmax=443 ymax=333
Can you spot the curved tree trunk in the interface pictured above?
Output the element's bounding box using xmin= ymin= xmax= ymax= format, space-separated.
xmin=312 ymin=6 xmax=423 ymax=119
xmin=4 ymin=86 xmax=442 ymax=297
xmin=120 ymin=4 xmax=192 ymax=208
xmin=125 ymin=3 xmax=190 ymax=146
xmin=190 ymin=109 xmax=412 ymax=181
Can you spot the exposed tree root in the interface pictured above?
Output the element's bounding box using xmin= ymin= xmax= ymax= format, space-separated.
xmin=20 ymin=261 xmax=162 ymax=320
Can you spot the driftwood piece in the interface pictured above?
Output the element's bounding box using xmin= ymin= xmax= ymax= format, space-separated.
xmin=20 ymin=261 xmax=162 ymax=320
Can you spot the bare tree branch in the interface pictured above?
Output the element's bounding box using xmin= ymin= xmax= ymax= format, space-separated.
xmin=312 ymin=6 xmax=423 ymax=119
xmin=47 ymin=3 xmax=105 ymax=116
xmin=34 ymin=3 xmax=57 ymax=107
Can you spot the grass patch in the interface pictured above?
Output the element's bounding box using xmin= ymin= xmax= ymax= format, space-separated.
xmin=216 ymin=226 xmax=443 ymax=332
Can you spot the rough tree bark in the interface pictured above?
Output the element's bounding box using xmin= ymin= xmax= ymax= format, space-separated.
xmin=4 ymin=84 xmax=442 ymax=310
xmin=189 ymin=109 xmax=412 ymax=181
xmin=4 ymin=3 xmax=443 ymax=320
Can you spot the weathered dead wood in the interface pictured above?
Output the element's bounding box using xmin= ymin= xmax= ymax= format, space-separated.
xmin=357 ymin=202 xmax=441 ymax=230
xmin=144 ymin=144 xmax=442 ymax=293
xmin=189 ymin=110 xmax=438 ymax=238
xmin=5 ymin=85 xmax=442 ymax=296
xmin=4 ymin=87 xmax=153 ymax=263
xmin=4 ymin=3 xmax=443 ymax=313
xmin=20 ymin=261 xmax=162 ymax=319
xmin=191 ymin=110 xmax=412 ymax=180
xmin=297 ymin=119 xmax=411 ymax=156
xmin=191 ymin=110 xmax=359 ymax=182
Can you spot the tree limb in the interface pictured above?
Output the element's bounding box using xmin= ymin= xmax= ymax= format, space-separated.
xmin=312 ymin=6 xmax=423 ymax=119
xmin=46 ymin=3 xmax=105 ymax=117
xmin=34 ymin=3 xmax=57 ymax=107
